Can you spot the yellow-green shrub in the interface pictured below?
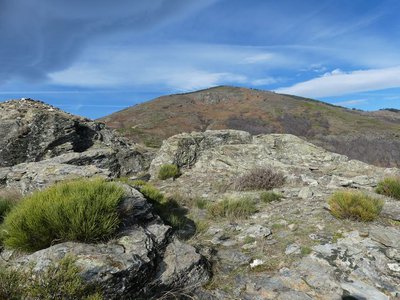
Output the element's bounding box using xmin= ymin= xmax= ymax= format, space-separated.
xmin=207 ymin=197 xmax=257 ymax=219
xmin=376 ymin=177 xmax=400 ymax=200
xmin=2 ymin=179 xmax=124 ymax=252
xmin=158 ymin=164 xmax=180 ymax=180
xmin=328 ymin=190 xmax=384 ymax=222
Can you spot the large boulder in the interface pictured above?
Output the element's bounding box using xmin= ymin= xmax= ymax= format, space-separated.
xmin=0 ymin=99 xmax=149 ymax=177
xmin=0 ymin=184 xmax=210 ymax=299
xmin=149 ymin=129 xmax=252 ymax=178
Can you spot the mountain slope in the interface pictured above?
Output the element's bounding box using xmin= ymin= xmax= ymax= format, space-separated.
xmin=99 ymin=86 xmax=400 ymax=167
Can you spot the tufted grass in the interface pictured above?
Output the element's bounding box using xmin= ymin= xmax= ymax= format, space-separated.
xmin=234 ymin=167 xmax=285 ymax=191
xmin=1 ymin=178 xmax=125 ymax=252
xmin=0 ymin=189 xmax=22 ymax=223
xmin=376 ymin=177 xmax=400 ymax=200
xmin=207 ymin=197 xmax=257 ymax=219
xmin=158 ymin=164 xmax=180 ymax=180
xmin=134 ymin=181 xmax=188 ymax=230
xmin=0 ymin=255 xmax=102 ymax=300
xmin=328 ymin=190 xmax=384 ymax=222
xmin=260 ymin=191 xmax=282 ymax=203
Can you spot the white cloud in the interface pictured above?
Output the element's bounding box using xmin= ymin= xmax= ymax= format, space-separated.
xmin=334 ymin=99 xmax=367 ymax=106
xmin=243 ymin=53 xmax=275 ymax=64
xmin=251 ymin=77 xmax=278 ymax=86
xmin=49 ymin=44 xmax=284 ymax=91
xmin=276 ymin=66 xmax=400 ymax=97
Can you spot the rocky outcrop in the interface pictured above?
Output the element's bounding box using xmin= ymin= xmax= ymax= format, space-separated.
xmin=149 ymin=130 xmax=400 ymax=299
xmin=149 ymin=129 xmax=252 ymax=178
xmin=150 ymin=130 xmax=399 ymax=198
xmin=0 ymin=99 xmax=149 ymax=177
xmin=0 ymin=184 xmax=210 ymax=299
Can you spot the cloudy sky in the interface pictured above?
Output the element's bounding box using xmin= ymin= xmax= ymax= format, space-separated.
xmin=1 ymin=0 xmax=400 ymax=118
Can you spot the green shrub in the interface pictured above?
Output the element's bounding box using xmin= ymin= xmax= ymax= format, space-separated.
xmin=2 ymin=179 xmax=125 ymax=252
xmin=195 ymin=197 xmax=209 ymax=209
xmin=0 ymin=199 xmax=15 ymax=224
xmin=207 ymin=197 xmax=257 ymax=219
xmin=158 ymin=164 xmax=180 ymax=180
xmin=376 ymin=177 xmax=400 ymax=200
xmin=234 ymin=167 xmax=285 ymax=191
xmin=260 ymin=191 xmax=282 ymax=203
xmin=0 ymin=189 xmax=22 ymax=223
xmin=328 ymin=190 xmax=384 ymax=222
xmin=0 ymin=256 xmax=102 ymax=300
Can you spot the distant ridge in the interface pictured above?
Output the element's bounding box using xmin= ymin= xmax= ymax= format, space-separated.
xmin=99 ymin=86 xmax=400 ymax=167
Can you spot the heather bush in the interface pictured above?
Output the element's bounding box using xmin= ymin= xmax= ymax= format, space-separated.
xmin=2 ymin=179 xmax=124 ymax=252
xmin=376 ymin=177 xmax=400 ymax=200
xmin=234 ymin=167 xmax=285 ymax=191
xmin=328 ymin=190 xmax=384 ymax=222
xmin=158 ymin=164 xmax=180 ymax=180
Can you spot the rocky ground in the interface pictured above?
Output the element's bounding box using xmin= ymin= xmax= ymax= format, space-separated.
xmin=149 ymin=130 xmax=400 ymax=299
xmin=1 ymin=99 xmax=400 ymax=299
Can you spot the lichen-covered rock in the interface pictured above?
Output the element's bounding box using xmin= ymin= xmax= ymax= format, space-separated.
xmin=149 ymin=129 xmax=252 ymax=177
xmin=0 ymin=99 xmax=148 ymax=176
xmin=0 ymin=184 xmax=210 ymax=299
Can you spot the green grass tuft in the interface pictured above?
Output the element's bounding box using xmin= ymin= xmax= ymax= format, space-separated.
xmin=158 ymin=164 xmax=180 ymax=180
xmin=260 ymin=191 xmax=282 ymax=203
xmin=0 ymin=255 xmax=102 ymax=300
xmin=207 ymin=197 xmax=257 ymax=219
xmin=328 ymin=190 xmax=384 ymax=222
xmin=376 ymin=177 xmax=400 ymax=200
xmin=136 ymin=182 xmax=188 ymax=230
xmin=2 ymin=178 xmax=124 ymax=252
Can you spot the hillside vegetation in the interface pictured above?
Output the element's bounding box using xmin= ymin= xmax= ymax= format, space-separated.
xmin=100 ymin=86 xmax=400 ymax=167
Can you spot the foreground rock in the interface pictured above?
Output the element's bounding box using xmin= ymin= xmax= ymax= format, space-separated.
xmin=0 ymin=99 xmax=149 ymax=177
xmin=149 ymin=130 xmax=400 ymax=299
xmin=0 ymin=184 xmax=210 ymax=299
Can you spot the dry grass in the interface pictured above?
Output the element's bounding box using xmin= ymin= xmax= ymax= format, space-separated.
xmin=328 ymin=190 xmax=384 ymax=222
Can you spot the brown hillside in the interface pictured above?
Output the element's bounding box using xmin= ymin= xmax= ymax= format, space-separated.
xmin=99 ymin=86 xmax=400 ymax=167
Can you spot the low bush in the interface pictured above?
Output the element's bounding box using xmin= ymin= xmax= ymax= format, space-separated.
xmin=0 ymin=256 xmax=102 ymax=300
xmin=2 ymin=179 xmax=125 ymax=252
xmin=376 ymin=177 xmax=400 ymax=200
xmin=207 ymin=197 xmax=257 ymax=219
xmin=234 ymin=167 xmax=285 ymax=191
xmin=260 ymin=191 xmax=282 ymax=203
xmin=158 ymin=164 xmax=180 ymax=180
xmin=328 ymin=190 xmax=384 ymax=222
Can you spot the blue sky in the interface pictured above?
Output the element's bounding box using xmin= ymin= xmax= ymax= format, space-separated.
xmin=1 ymin=0 xmax=400 ymax=118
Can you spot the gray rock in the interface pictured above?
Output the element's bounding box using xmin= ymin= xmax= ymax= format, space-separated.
xmin=341 ymin=280 xmax=389 ymax=300
xmin=285 ymin=243 xmax=301 ymax=255
xmin=0 ymin=99 xmax=147 ymax=177
xmin=370 ymin=226 xmax=400 ymax=248
xmin=149 ymin=129 xmax=252 ymax=178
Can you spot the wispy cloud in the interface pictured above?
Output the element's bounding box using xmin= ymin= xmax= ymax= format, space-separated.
xmin=276 ymin=66 xmax=400 ymax=98
xmin=49 ymin=44 xmax=286 ymax=91
xmin=334 ymin=99 xmax=367 ymax=106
